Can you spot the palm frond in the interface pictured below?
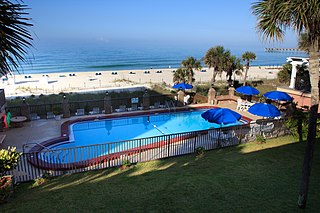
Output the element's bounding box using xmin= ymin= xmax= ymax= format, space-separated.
xmin=0 ymin=0 xmax=33 ymax=77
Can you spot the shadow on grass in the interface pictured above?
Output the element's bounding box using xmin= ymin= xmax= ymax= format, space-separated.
xmin=2 ymin=137 xmax=320 ymax=213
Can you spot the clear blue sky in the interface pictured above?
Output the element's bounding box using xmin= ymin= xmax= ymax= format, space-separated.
xmin=28 ymin=0 xmax=299 ymax=50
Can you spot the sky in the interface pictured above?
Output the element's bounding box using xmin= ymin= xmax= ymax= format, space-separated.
xmin=27 ymin=0 xmax=299 ymax=50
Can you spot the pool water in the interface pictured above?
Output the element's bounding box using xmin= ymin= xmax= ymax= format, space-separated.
xmin=52 ymin=110 xmax=242 ymax=150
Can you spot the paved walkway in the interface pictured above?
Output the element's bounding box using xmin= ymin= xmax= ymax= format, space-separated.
xmin=0 ymin=103 xmax=260 ymax=152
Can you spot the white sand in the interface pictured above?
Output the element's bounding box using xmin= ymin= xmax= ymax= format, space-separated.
xmin=0 ymin=66 xmax=280 ymax=97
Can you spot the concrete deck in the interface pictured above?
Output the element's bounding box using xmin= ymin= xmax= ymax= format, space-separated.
xmin=0 ymin=103 xmax=261 ymax=152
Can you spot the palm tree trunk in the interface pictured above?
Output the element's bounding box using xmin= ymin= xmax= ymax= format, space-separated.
xmin=243 ymin=64 xmax=249 ymax=86
xmin=211 ymin=67 xmax=219 ymax=83
xmin=298 ymin=40 xmax=319 ymax=209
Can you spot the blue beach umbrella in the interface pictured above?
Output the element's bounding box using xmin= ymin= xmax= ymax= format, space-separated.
xmin=236 ymin=86 xmax=260 ymax=95
xmin=248 ymin=103 xmax=281 ymax=117
xmin=201 ymin=108 xmax=241 ymax=125
xmin=172 ymin=83 xmax=193 ymax=90
xmin=263 ymin=91 xmax=293 ymax=102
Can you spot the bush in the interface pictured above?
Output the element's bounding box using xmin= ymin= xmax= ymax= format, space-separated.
xmin=52 ymin=106 xmax=62 ymax=115
xmin=32 ymin=177 xmax=46 ymax=187
xmin=122 ymin=159 xmax=131 ymax=168
xmin=0 ymin=147 xmax=21 ymax=177
xmin=277 ymin=63 xmax=291 ymax=84
xmin=256 ymin=135 xmax=266 ymax=143
xmin=195 ymin=146 xmax=205 ymax=158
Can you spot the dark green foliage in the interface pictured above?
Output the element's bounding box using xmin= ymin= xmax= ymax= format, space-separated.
xmin=0 ymin=0 xmax=33 ymax=76
xmin=256 ymin=135 xmax=266 ymax=143
xmin=277 ymin=63 xmax=291 ymax=84
xmin=195 ymin=146 xmax=205 ymax=157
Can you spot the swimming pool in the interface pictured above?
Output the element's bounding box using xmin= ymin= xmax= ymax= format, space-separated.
xmin=52 ymin=109 xmax=243 ymax=150
xmin=32 ymin=108 xmax=247 ymax=168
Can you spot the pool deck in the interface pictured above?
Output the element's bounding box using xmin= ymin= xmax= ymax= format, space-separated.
xmin=0 ymin=103 xmax=260 ymax=152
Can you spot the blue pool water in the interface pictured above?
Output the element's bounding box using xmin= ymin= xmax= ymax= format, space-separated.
xmin=52 ymin=110 xmax=242 ymax=150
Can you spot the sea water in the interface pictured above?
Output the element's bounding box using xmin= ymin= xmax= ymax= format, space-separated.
xmin=20 ymin=42 xmax=308 ymax=74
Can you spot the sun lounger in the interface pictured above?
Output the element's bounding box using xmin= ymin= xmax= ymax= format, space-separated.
xmin=128 ymin=104 xmax=138 ymax=111
xmin=46 ymin=112 xmax=55 ymax=119
xmin=151 ymin=102 xmax=160 ymax=109
xmin=31 ymin=113 xmax=40 ymax=120
xmin=184 ymin=95 xmax=190 ymax=105
xmin=0 ymin=134 xmax=6 ymax=145
xmin=89 ymin=107 xmax=100 ymax=115
xmin=115 ymin=105 xmax=126 ymax=112
xmin=75 ymin=109 xmax=85 ymax=116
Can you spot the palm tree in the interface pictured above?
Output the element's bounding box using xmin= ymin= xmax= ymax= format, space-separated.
xmin=241 ymin=51 xmax=256 ymax=85
xmin=0 ymin=0 xmax=33 ymax=77
xmin=181 ymin=57 xmax=202 ymax=84
xmin=173 ymin=68 xmax=188 ymax=84
xmin=252 ymin=0 xmax=320 ymax=209
xmin=225 ymin=55 xmax=243 ymax=82
xmin=298 ymin=32 xmax=320 ymax=53
xmin=204 ymin=46 xmax=227 ymax=82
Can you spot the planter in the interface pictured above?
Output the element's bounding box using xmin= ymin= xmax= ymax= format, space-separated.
xmin=0 ymin=175 xmax=14 ymax=203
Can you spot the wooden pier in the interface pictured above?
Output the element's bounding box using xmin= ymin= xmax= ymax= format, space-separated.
xmin=265 ymin=47 xmax=305 ymax=53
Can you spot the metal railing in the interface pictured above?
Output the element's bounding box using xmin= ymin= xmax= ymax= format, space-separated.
xmin=7 ymin=94 xmax=176 ymax=118
xmin=7 ymin=118 xmax=287 ymax=183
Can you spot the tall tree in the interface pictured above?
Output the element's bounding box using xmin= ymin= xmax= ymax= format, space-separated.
xmin=204 ymin=46 xmax=227 ymax=83
xmin=225 ymin=55 xmax=243 ymax=82
xmin=173 ymin=68 xmax=189 ymax=84
xmin=252 ymin=0 xmax=320 ymax=209
xmin=0 ymin=0 xmax=33 ymax=77
xmin=241 ymin=51 xmax=256 ymax=85
xmin=181 ymin=57 xmax=201 ymax=84
xmin=298 ymin=32 xmax=320 ymax=53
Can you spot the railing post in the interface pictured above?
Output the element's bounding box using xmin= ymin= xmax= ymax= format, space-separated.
xmin=139 ymin=139 xmax=142 ymax=163
xmin=167 ymin=135 xmax=171 ymax=157
xmin=108 ymin=144 xmax=110 ymax=168
xmin=193 ymin=132 xmax=197 ymax=152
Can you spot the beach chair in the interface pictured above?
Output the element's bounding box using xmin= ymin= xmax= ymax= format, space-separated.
xmin=128 ymin=104 xmax=138 ymax=111
xmin=75 ymin=109 xmax=85 ymax=116
xmin=153 ymin=102 xmax=160 ymax=109
xmin=31 ymin=113 xmax=40 ymax=120
xmin=184 ymin=95 xmax=190 ymax=105
xmin=46 ymin=112 xmax=55 ymax=119
xmin=0 ymin=135 xmax=6 ymax=145
xmin=115 ymin=105 xmax=126 ymax=112
xmin=89 ymin=107 xmax=100 ymax=115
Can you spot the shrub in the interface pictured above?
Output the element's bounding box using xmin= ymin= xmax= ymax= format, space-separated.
xmin=277 ymin=63 xmax=291 ymax=84
xmin=52 ymin=106 xmax=62 ymax=115
xmin=122 ymin=159 xmax=131 ymax=168
xmin=256 ymin=135 xmax=266 ymax=143
xmin=195 ymin=146 xmax=205 ymax=157
xmin=284 ymin=107 xmax=311 ymax=141
xmin=32 ymin=177 xmax=46 ymax=187
xmin=0 ymin=147 xmax=21 ymax=177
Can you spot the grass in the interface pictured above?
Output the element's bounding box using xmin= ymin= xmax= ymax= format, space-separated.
xmin=2 ymin=136 xmax=319 ymax=212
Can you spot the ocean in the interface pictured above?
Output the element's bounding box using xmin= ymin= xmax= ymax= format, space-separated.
xmin=20 ymin=43 xmax=308 ymax=74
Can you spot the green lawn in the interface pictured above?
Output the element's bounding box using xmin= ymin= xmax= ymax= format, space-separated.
xmin=2 ymin=136 xmax=319 ymax=212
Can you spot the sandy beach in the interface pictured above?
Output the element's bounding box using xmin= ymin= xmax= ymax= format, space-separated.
xmin=0 ymin=66 xmax=280 ymax=97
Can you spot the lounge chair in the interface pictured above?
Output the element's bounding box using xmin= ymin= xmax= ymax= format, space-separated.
xmin=89 ymin=107 xmax=100 ymax=115
xmin=151 ymin=102 xmax=160 ymax=109
xmin=30 ymin=113 xmax=40 ymax=120
xmin=0 ymin=134 xmax=6 ymax=145
xmin=115 ymin=105 xmax=126 ymax=112
xmin=75 ymin=109 xmax=85 ymax=116
xmin=184 ymin=95 xmax=190 ymax=105
xmin=46 ymin=112 xmax=55 ymax=119
xmin=128 ymin=104 xmax=138 ymax=111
